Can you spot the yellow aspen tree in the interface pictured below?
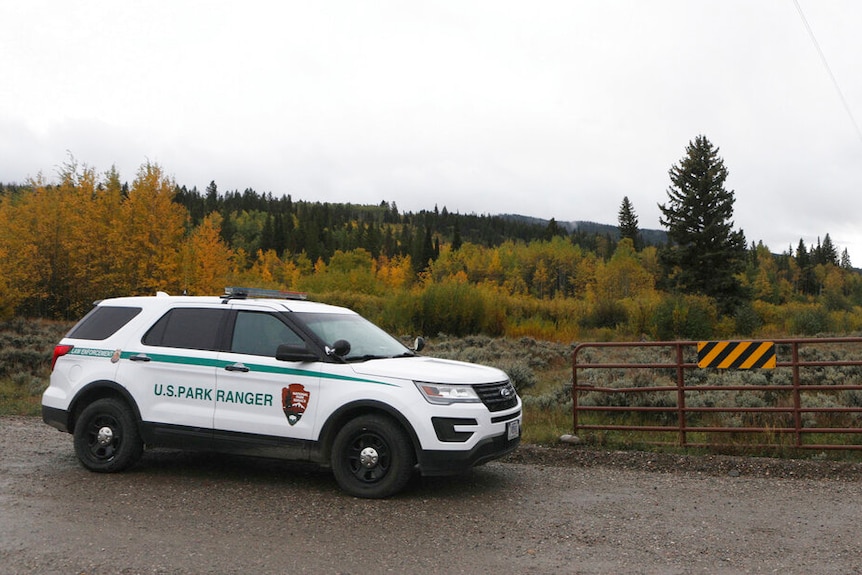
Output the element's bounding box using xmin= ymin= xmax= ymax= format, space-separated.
xmin=594 ymin=239 xmax=655 ymax=300
xmin=486 ymin=250 xmax=505 ymax=285
xmin=638 ymin=246 xmax=663 ymax=286
xmin=81 ymin=166 xmax=129 ymax=300
xmin=0 ymin=196 xmax=39 ymax=317
xmin=376 ymin=254 xmax=413 ymax=290
xmin=20 ymin=164 xmax=92 ymax=316
xmin=1 ymin=159 xmax=120 ymax=316
xmin=498 ymin=242 xmax=529 ymax=295
xmin=62 ymin=164 xmax=127 ymax=312
xmin=426 ymin=243 xmax=464 ymax=283
xmin=29 ymin=176 xmax=71 ymax=312
xmin=374 ymin=255 xmax=393 ymax=288
xmin=313 ymin=257 xmax=327 ymax=275
xmin=326 ymin=249 xmax=375 ymax=293
xmin=231 ymin=248 xmax=250 ymax=277
xmin=112 ymin=163 xmax=186 ymax=295
xmin=532 ymin=259 xmax=550 ymax=299
xmin=282 ymin=259 xmax=303 ymax=290
xmin=183 ymin=213 xmax=233 ymax=295
xmin=251 ymin=249 xmax=284 ymax=286
xmin=573 ymin=253 xmax=598 ymax=297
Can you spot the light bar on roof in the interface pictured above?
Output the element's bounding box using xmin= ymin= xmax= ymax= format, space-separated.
xmin=223 ymin=287 xmax=308 ymax=300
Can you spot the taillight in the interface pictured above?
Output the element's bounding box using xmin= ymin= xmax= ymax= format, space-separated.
xmin=51 ymin=345 xmax=74 ymax=371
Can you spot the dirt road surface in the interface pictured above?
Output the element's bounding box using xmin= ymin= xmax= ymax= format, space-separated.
xmin=3 ymin=415 xmax=862 ymax=574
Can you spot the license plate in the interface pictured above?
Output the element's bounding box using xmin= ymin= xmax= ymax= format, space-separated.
xmin=507 ymin=419 xmax=520 ymax=440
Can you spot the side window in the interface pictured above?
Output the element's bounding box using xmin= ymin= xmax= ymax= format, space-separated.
xmin=142 ymin=308 xmax=228 ymax=350
xmin=67 ymin=306 xmax=142 ymax=340
xmin=231 ymin=311 xmax=304 ymax=357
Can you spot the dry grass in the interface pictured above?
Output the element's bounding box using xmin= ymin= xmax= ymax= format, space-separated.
xmin=0 ymin=319 xmax=72 ymax=416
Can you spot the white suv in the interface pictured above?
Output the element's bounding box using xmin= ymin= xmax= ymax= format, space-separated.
xmin=42 ymin=288 xmax=522 ymax=498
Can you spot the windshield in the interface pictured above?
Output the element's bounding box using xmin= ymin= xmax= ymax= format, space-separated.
xmin=294 ymin=312 xmax=413 ymax=361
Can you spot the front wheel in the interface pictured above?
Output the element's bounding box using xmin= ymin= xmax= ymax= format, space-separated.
xmin=330 ymin=415 xmax=414 ymax=498
xmin=73 ymin=398 xmax=143 ymax=473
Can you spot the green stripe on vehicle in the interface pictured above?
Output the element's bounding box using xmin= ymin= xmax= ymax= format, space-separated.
xmin=118 ymin=350 xmax=397 ymax=386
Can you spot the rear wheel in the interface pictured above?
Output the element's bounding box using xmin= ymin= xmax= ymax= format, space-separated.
xmin=73 ymin=398 xmax=143 ymax=473
xmin=331 ymin=415 xmax=414 ymax=498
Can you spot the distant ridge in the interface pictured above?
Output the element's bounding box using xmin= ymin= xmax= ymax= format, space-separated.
xmin=499 ymin=214 xmax=668 ymax=246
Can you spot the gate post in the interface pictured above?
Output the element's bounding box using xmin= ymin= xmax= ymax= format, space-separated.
xmin=572 ymin=347 xmax=580 ymax=435
xmin=791 ymin=341 xmax=802 ymax=448
xmin=676 ymin=342 xmax=687 ymax=447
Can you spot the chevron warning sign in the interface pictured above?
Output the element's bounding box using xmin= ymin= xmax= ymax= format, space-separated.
xmin=697 ymin=341 xmax=776 ymax=369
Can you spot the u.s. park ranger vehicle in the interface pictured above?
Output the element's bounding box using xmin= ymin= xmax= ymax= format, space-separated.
xmin=42 ymin=288 xmax=522 ymax=498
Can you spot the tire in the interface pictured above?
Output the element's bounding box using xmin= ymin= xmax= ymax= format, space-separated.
xmin=330 ymin=414 xmax=414 ymax=498
xmin=73 ymin=398 xmax=143 ymax=473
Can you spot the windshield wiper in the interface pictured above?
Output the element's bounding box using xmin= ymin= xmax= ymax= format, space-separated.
xmin=345 ymin=354 xmax=389 ymax=363
xmin=345 ymin=351 xmax=416 ymax=362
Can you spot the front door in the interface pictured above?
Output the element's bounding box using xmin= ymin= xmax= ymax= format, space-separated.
xmin=214 ymin=310 xmax=320 ymax=455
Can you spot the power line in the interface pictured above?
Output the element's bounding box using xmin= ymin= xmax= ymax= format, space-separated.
xmin=793 ymin=0 xmax=862 ymax=147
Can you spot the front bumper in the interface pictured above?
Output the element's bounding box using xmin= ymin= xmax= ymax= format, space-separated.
xmin=416 ymin=431 xmax=521 ymax=476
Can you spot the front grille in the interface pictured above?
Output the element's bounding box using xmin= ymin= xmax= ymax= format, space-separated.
xmin=473 ymin=380 xmax=518 ymax=412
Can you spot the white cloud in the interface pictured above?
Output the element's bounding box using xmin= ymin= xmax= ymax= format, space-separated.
xmin=2 ymin=0 xmax=861 ymax=258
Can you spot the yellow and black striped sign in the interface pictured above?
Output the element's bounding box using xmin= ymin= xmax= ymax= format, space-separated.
xmin=697 ymin=341 xmax=776 ymax=369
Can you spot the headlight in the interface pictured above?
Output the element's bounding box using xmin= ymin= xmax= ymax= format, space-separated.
xmin=414 ymin=381 xmax=481 ymax=405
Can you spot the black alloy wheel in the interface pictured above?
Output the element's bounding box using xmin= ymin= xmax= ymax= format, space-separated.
xmin=331 ymin=414 xmax=414 ymax=498
xmin=73 ymin=397 xmax=143 ymax=473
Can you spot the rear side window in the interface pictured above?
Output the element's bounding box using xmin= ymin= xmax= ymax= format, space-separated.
xmin=67 ymin=306 xmax=142 ymax=340
xmin=143 ymin=308 xmax=228 ymax=351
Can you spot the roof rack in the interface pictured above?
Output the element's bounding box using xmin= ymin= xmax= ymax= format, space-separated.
xmin=222 ymin=287 xmax=308 ymax=301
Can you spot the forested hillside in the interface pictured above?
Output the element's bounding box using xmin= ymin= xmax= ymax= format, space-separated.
xmin=2 ymin=159 xmax=861 ymax=341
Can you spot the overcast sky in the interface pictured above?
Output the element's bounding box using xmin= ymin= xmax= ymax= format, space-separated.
xmin=2 ymin=1 xmax=861 ymax=258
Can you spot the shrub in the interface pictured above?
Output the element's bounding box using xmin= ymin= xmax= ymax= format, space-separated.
xmin=653 ymin=295 xmax=717 ymax=340
xmin=581 ymin=299 xmax=629 ymax=330
xmin=788 ymin=304 xmax=830 ymax=335
xmin=416 ymin=281 xmax=488 ymax=337
xmin=734 ymin=303 xmax=762 ymax=336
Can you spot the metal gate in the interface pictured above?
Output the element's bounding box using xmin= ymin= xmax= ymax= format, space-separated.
xmin=572 ymin=338 xmax=862 ymax=451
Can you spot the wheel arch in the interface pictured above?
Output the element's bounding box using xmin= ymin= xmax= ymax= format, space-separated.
xmin=316 ymin=400 xmax=420 ymax=465
xmin=68 ymin=381 xmax=143 ymax=435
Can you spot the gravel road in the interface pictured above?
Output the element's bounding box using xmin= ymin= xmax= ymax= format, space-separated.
xmin=3 ymin=415 xmax=862 ymax=575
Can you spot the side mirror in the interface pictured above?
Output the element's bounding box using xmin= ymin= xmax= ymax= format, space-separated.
xmin=328 ymin=339 xmax=351 ymax=357
xmin=276 ymin=343 xmax=319 ymax=362
xmin=413 ymin=337 xmax=425 ymax=352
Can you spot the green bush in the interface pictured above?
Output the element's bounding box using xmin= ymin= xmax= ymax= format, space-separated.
xmin=734 ymin=303 xmax=762 ymax=336
xmin=788 ymin=304 xmax=830 ymax=335
xmin=653 ymin=295 xmax=717 ymax=340
xmin=581 ymin=299 xmax=629 ymax=330
xmin=417 ymin=281 xmax=488 ymax=337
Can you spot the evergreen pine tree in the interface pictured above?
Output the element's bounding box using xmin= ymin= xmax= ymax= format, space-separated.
xmin=819 ymin=233 xmax=839 ymax=266
xmin=205 ymin=181 xmax=219 ymax=214
xmin=841 ymin=248 xmax=852 ymax=270
xmin=658 ymin=135 xmax=748 ymax=312
xmin=452 ymin=220 xmax=463 ymax=251
xmin=273 ymin=212 xmax=286 ymax=255
xmin=617 ymin=196 xmax=640 ymax=249
xmin=544 ymin=218 xmax=563 ymax=240
xmin=260 ymin=212 xmax=275 ymax=252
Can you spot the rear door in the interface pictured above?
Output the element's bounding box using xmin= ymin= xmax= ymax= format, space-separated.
xmin=117 ymin=306 xmax=227 ymax=445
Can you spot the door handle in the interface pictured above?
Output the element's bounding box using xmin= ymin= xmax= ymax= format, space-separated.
xmin=224 ymin=363 xmax=250 ymax=373
xmin=129 ymin=353 xmax=151 ymax=362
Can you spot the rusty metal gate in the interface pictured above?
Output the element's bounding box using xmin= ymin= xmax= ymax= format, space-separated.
xmin=572 ymin=338 xmax=862 ymax=451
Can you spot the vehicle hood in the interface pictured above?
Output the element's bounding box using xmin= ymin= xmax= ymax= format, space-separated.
xmin=349 ymin=356 xmax=508 ymax=385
